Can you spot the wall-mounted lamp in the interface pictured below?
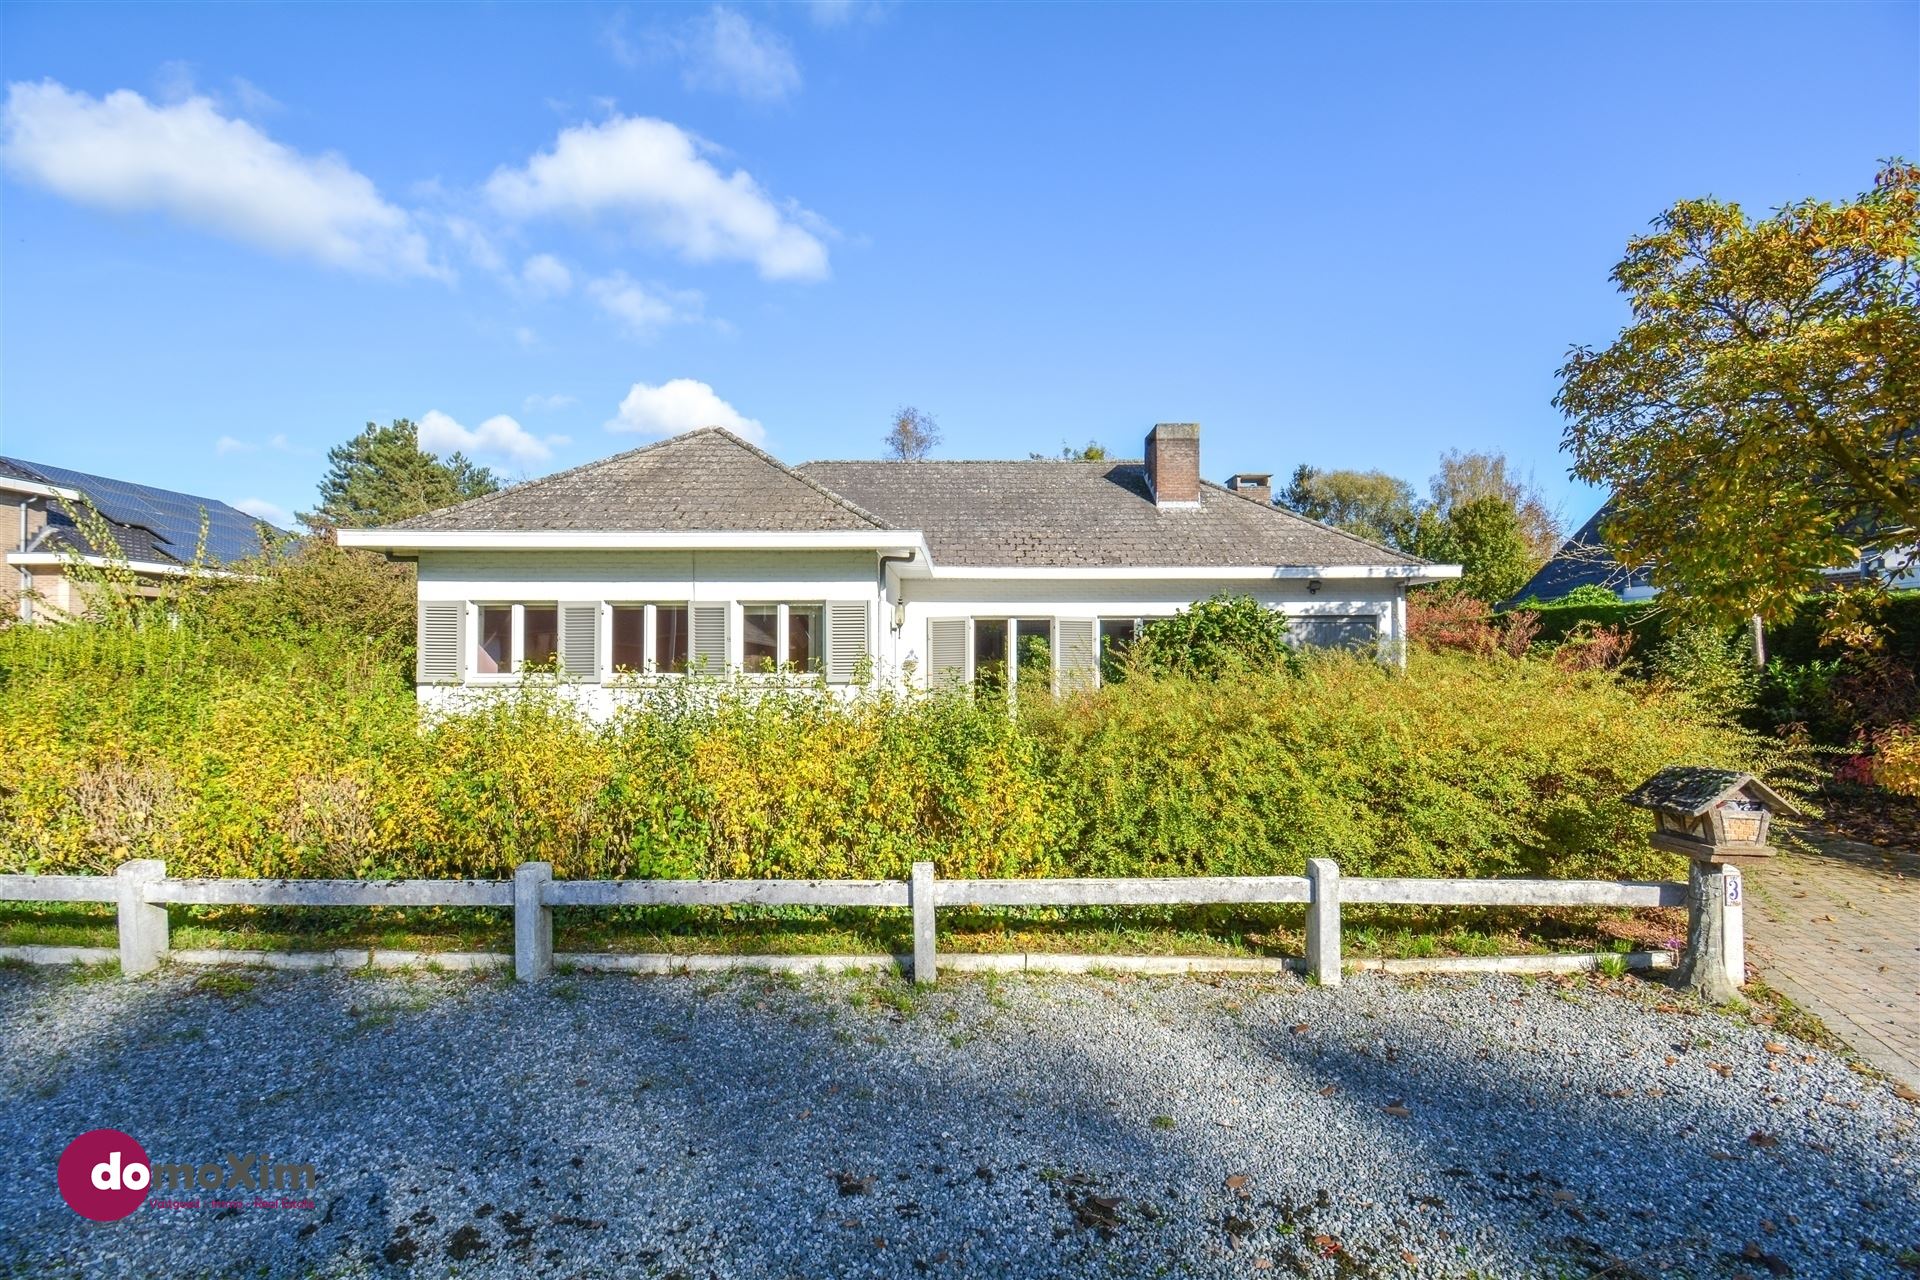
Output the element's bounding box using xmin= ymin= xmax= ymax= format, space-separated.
xmin=1307 ymin=578 xmax=1323 ymax=595
xmin=892 ymin=601 xmax=907 ymax=631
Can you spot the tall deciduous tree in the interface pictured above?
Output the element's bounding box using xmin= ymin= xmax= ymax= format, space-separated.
xmin=303 ymin=420 xmax=500 ymax=529
xmin=1411 ymin=495 xmax=1535 ymax=603
xmin=1428 ymin=449 xmax=1562 ymax=563
xmin=1278 ymin=464 xmax=1420 ymax=549
xmin=1555 ymin=161 xmax=1920 ymax=622
xmin=883 ymin=406 xmax=942 ymax=460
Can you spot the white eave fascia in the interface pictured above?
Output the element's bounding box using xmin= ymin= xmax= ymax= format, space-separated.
xmin=922 ymin=563 xmax=1464 ymax=582
xmin=335 ymin=528 xmax=932 ymax=555
xmin=0 ymin=478 xmax=82 ymax=501
xmin=4 ymin=551 xmax=236 ymax=579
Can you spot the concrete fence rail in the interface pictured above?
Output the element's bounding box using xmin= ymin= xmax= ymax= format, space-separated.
xmin=0 ymin=859 xmax=1738 ymax=993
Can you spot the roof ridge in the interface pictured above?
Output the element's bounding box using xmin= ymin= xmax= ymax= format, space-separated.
xmin=388 ymin=426 xmax=893 ymax=533
xmin=800 ymin=457 xmax=1142 ymax=467
xmin=1199 ymin=478 xmax=1428 ymax=565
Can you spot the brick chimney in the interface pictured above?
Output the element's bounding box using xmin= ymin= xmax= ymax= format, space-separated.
xmin=1144 ymin=423 xmax=1201 ymax=508
xmin=1226 ymin=472 xmax=1272 ymax=505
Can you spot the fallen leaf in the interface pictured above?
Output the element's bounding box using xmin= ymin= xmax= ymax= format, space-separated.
xmin=1253 ymin=1259 xmax=1273 ymax=1271
xmin=1382 ymin=1104 xmax=1411 ymax=1118
xmin=1893 ymin=1081 xmax=1920 ymax=1103
xmin=1223 ymin=1215 xmax=1255 ymax=1242
xmin=1747 ymin=1130 xmax=1780 ymax=1148
xmin=1225 ymin=1174 xmax=1250 ymax=1194
xmin=1290 ymin=1023 xmax=1309 ymax=1034
xmin=1708 ymin=1062 xmax=1733 ymax=1078
xmin=835 ymin=1172 xmax=875 ymax=1196
xmin=1312 ymin=1233 xmax=1343 ymax=1257
xmin=1401 ymin=1251 xmax=1420 ymax=1267
xmin=1764 ymin=1042 xmax=1788 ymax=1054
xmin=1318 ymin=1084 xmax=1339 ymax=1098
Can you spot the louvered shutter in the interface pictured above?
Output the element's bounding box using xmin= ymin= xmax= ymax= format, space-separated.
xmin=692 ymin=603 xmax=729 ymax=673
xmin=559 ymin=602 xmax=600 ymax=681
xmin=1054 ymin=618 xmax=1098 ymax=694
xmin=925 ymin=618 xmax=968 ymax=688
xmin=416 ymin=601 xmax=464 ymax=685
xmin=825 ymin=601 xmax=870 ymax=685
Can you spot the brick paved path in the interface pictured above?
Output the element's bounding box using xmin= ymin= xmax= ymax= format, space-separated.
xmin=1744 ymin=829 xmax=1920 ymax=1089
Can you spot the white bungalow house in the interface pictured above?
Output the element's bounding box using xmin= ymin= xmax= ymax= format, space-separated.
xmin=338 ymin=424 xmax=1459 ymax=712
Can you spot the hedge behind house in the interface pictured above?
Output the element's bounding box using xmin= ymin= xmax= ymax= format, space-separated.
xmin=0 ymin=619 xmax=1801 ymax=885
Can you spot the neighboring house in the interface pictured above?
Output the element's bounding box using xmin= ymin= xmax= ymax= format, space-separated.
xmin=1515 ymin=500 xmax=1920 ymax=605
xmin=1 ymin=456 xmax=279 ymax=622
xmin=338 ymin=424 xmax=1460 ymax=712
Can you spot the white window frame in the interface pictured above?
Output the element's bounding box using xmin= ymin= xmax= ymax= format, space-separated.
xmin=607 ymin=601 xmax=695 ymax=677
xmin=468 ymin=600 xmax=559 ymax=679
xmin=739 ymin=600 xmax=825 ymax=676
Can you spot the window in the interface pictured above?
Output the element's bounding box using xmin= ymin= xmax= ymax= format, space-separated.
xmin=1290 ymin=615 xmax=1379 ymax=651
xmin=743 ymin=605 xmax=780 ymax=672
xmin=610 ymin=604 xmax=691 ymax=674
xmin=477 ymin=605 xmax=512 ymax=674
xmin=1099 ymin=618 xmax=1139 ymax=683
xmin=744 ymin=603 xmax=824 ymax=674
xmin=787 ymin=605 xmax=822 ymax=672
xmin=611 ymin=606 xmax=646 ymax=673
xmin=657 ymin=605 xmax=689 ymax=674
xmin=1015 ymin=618 xmax=1051 ymax=691
xmin=523 ymin=605 xmax=558 ymax=669
xmin=973 ymin=618 xmax=1008 ymax=696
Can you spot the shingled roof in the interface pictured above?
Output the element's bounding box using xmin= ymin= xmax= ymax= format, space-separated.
xmin=388 ymin=429 xmax=887 ymax=533
xmin=797 ymin=459 xmax=1422 ymax=569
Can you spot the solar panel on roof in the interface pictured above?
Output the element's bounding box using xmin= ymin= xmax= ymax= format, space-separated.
xmin=8 ymin=458 xmax=282 ymax=567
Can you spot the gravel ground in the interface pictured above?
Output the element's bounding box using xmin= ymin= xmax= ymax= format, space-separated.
xmin=1 ymin=962 xmax=1916 ymax=1279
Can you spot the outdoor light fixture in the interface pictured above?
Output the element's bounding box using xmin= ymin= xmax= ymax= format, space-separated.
xmin=1307 ymin=578 xmax=1323 ymax=595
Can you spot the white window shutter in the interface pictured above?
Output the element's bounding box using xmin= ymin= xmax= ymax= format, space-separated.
xmin=417 ymin=601 xmax=464 ymax=685
xmin=1054 ymin=618 xmax=1098 ymax=694
xmin=825 ymin=601 xmax=870 ymax=684
xmin=926 ymin=618 xmax=968 ymax=687
xmin=559 ymin=602 xmax=600 ymax=681
xmin=692 ymin=603 xmax=729 ymax=672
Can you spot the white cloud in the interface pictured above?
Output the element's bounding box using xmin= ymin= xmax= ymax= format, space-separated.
xmin=519 ymin=252 xmax=573 ymax=298
xmin=587 ymin=272 xmax=705 ymax=339
xmin=485 ymin=114 xmax=830 ymax=281
xmin=677 ymin=7 xmax=802 ymax=103
xmin=215 ymin=434 xmax=256 ymax=456
xmin=608 ymin=378 xmax=765 ymax=444
xmin=514 ymin=326 xmax=540 ymax=349
xmin=418 ymin=410 xmax=568 ymax=466
xmin=232 ymin=497 xmax=292 ymax=528
xmin=0 ymin=80 xmax=443 ymax=279
xmin=441 ymin=215 xmax=504 ymax=274
xmin=229 ymin=76 xmax=281 ymax=115
xmin=523 ymin=392 xmax=578 ymax=413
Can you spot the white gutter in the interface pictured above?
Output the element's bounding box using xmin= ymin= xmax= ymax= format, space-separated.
xmin=335 ymin=528 xmax=932 ymax=555
xmin=917 ymin=563 xmax=1463 ymax=583
xmin=4 ymin=551 xmax=239 ymax=579
xmin=0 ymin=477 xmax=81 ymax=502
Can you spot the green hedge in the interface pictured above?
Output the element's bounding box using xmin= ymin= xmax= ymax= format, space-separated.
xmin=0 ymin=619 xmax=1801 ymax=886
xmin=1506 ymin=590 xmax=1920 ymax=667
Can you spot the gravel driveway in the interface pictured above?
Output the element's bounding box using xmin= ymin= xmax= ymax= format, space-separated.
xmin=2 ymin=962 xmax=1915 ymax=1279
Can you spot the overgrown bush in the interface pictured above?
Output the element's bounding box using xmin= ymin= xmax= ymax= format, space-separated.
xmin=0 ymin=616 xmax=1803 ymax=884
xmin=1127 ymin=593 xmax=1298 ymax=679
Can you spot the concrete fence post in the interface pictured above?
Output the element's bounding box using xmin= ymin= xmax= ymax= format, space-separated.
xmin=910 ymin=861 xmax=937 ymax=986
xmin=115 ymin=859 xmax=169 ymax=978
xmin=1721 ymin=864 xmax=1745 ymax=992
xmin=1305 ymin=858 xmax=1341 ymax=987
xmin=514 ymin=862 xmax=553 ymax=982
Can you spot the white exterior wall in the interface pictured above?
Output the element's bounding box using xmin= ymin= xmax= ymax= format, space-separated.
xmin=888 ymin=574 xmax=1406 ymax=688
xmin=411 ymin=548 xmax=1410 ymax=715
xmin=415 ymin=548 xmax=884 ymax=716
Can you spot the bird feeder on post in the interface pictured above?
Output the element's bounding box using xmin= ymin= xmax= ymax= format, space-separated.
xmin=1625 ymin=767 xmax=1800 ymax=1003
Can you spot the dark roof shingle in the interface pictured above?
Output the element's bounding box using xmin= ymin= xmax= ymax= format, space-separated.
xmin=390 ymin=429 xmax=886 ymax=533
xmin=797 ymin=459 xmax=1421 ymax=569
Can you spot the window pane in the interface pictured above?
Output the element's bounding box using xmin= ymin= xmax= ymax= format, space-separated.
xmin=973 ymin=618 xmax=1007 ymax=696
xmin=611 ymin=606 xmax=645 ymax=673
xmin=1100 ymin=618 xmax=1137 ymax=683
xmin=656 ymin=605 xmax=689 ymax=674
xmin=477 ymin=605 xmax=511 ymax=674
xmin=1016 ymin=618 xmax=1051 ymax=691
xmin=787 ymin=605 xmax=822 ymax=671
xmin=743 ymin=605 xmax=779 ymax=672
xmin=523 ymin=605 xmax=558 ymax=670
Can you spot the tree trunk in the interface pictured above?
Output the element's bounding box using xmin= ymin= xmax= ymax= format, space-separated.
xmin=1672 ymin=860 xmax=1740 ymax=1004
xmin=1750 ymin=615 xmax=1767 ymax=670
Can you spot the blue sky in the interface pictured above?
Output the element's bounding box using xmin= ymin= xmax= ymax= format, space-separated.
xmin=1 ymin=2 xmax=1913 ymax=531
